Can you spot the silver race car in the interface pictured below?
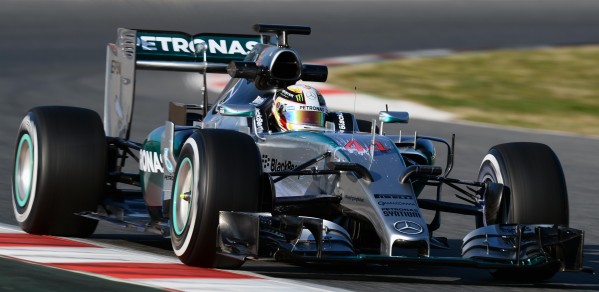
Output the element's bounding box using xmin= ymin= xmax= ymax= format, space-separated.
xmin=12 ymin=24 xmax=590 ymax=281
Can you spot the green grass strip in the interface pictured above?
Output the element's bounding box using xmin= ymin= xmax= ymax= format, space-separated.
xmin=327 ymin=46 xmax=599 ymax=136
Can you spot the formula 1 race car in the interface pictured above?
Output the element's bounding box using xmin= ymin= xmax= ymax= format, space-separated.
xmin=12 ymin=24 xmax=589 ymax=281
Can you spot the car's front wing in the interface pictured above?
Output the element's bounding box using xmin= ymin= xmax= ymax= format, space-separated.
xmin=216 ymin=212 xmax=589 ymax=274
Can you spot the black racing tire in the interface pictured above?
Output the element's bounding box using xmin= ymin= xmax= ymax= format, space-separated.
xmin=477 ymin=142 xmax=568 ymax=281
xmin=12 ymin=106 xmax=106 ymax=237
xmin=170 ymin=129 xmax=262 ymax=268
xmin=478 ymin=142 xmax=568 ymax=225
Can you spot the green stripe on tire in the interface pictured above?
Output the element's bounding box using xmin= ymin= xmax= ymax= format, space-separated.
xmin=173 ymin=157 xmax=193 ymax=236
xmin=15 ymin=133 xmax=34 ymax=208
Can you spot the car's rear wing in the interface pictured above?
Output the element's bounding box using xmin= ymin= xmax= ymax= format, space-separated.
xmin=104 ymin=28 xmax=263 ymax=139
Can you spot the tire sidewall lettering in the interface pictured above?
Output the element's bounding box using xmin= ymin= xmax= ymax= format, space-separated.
xmin=479 ymin=152 xmax=508 ymax=226
xmin=480 ymin=153 xmax=504 ymax=184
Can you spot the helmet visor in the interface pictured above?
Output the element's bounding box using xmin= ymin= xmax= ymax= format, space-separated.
xmin=285 ymin=110 xmax=325 ymax=127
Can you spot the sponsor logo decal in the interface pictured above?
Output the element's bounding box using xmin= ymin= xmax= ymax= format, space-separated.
xmin=254 ymin=108 xmax=264 ymax=133
xmin=278 ymin=90 xmax=306 ymax=104
xmin=280 ymin=90 xmax=295 ymax=99
xmin=287 ymin=86 xmax=303 ymax=94
xmin=337 ymin=113 xmax=346 ymax=131
xmin=344 ymin=140 xmax=390 ymax=154
xmin=343 ymin=194 xmax=364 ymax=203
xmin=261 ymin=154 xmax=297 ymax=172
xmin=139 ymin=149 xmax=164 ymax=173
xmin=344 ymin=140 xmax=365 ymax=153
xmin=163 ymin=148 xmax=174 ymax=173
xmin=377 ymin=201 xmax=416 ymax=206
xmin=305 ymin=89 xmax=317 ymax=100
xmin=382 ymin=208 xmax=421 ymax=218
xmin=110 ymin=60 xmax=121 ymax=75
xmin=374 ymin=194 xmax=413 ymax=200
xmin=250 ymin=96 xmax=266 ymax=106
xmin=137 ymin=36 xmax=258 ymax=55
xmin=299 ymin=105 xmax=325 ymax=112
xmin=393 ymin=220 xmax=424 ymax=235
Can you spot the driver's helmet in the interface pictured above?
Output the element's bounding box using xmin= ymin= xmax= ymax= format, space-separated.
xmin=272 ymin=84 xmax=327 ymax=132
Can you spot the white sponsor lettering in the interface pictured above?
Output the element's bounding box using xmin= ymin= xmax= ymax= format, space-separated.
xmin=139 ymin=149 xmax=164 ymax=173
xmin=337 ymin=112 xmax=346 ymax=130
xmin=139 ymin=36 xmax=157 ymax=51
xmin=155 ymin=37 xmax=172 ymax=51
xmin=254 ymin=108 xmax=264 ymax=133
xmin=300 ymin=106 xmax=325 ymax=112
xmin=137 ymin=36 xmax=259 ymax=55
xmin=228 ymin=41 xmax=246 ymax=55
xmin=246 ymin=41 xmax=258 ymax=51
xmin=209 ymin=39 xmax=227 ymax=54
xmin=251 ymin=95 xmax=266 ymax=105
xmin=172 ymin=37 xmax=190 ymax=53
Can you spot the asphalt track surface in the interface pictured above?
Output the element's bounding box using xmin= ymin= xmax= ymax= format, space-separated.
xmin=1 ymin=0 xmax=599 ymax=290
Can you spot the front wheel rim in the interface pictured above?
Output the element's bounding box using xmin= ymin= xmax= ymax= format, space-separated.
xmin=14 ymin=134 xmax=34 ymax=207
xmin=172 ymin=157 xmax=193 ymax=236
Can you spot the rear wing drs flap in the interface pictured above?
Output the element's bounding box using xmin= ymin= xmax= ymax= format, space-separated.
xmin=104 ymin=28 xmax=263 ymax=138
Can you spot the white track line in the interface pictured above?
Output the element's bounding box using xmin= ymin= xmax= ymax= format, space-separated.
xmin=0 ymin=224 xmax=349 ymax=292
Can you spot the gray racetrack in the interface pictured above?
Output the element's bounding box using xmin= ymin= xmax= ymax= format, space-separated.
xmin=1 ymin=0 xmax=598 ymax=290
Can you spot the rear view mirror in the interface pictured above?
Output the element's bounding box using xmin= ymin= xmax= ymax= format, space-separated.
xmin=379 ymin=111 xmax=409 ymax=124
xmin=218 ymin=104 xmax=256 ymax=117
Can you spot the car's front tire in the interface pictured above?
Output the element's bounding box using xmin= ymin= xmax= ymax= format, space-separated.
xmin=170 ymin=129 xmax=261 ymax=268
xmin=12 ymin=106 xmax=106 ymax=237
xmin=478 ymin=142 xmax=569 ymax=281
xmin=478 ymin=142 xmax=568 ymax=225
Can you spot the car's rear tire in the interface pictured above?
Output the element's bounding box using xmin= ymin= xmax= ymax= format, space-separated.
xmin=12 ymin=106 xmax=106 ymax=237
xmin=170 ymin=129 xmax=261 ymax=268
xmin=477 ymin=142 xmax=569 ymax=281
